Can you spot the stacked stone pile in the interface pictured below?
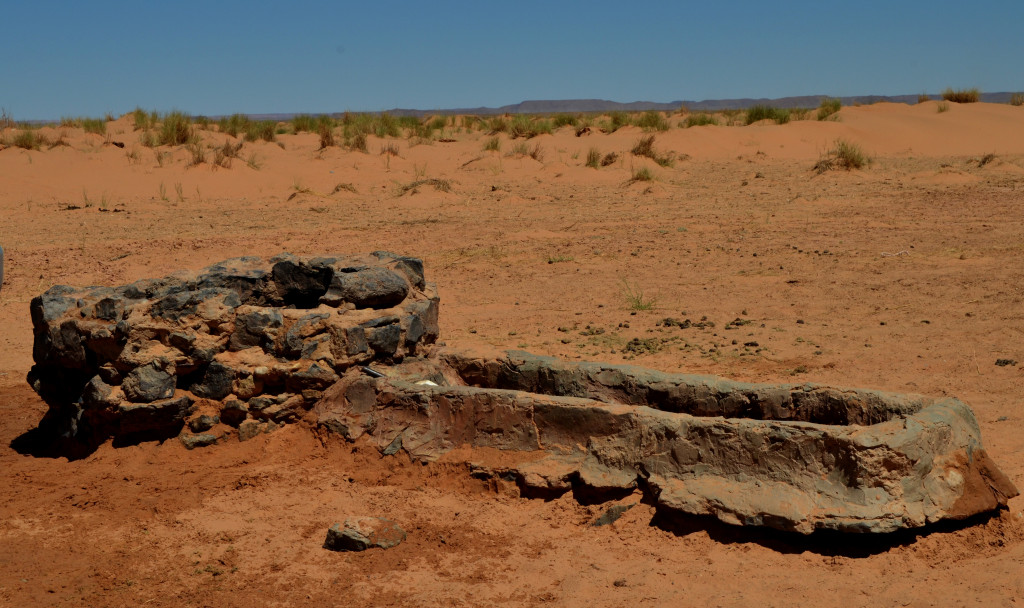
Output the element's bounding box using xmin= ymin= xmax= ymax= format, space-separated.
xmin=27 ymin=252 xmax=438 ymax=454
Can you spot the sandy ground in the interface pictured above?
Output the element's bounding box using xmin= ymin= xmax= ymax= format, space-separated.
xmin=1 ymin=102 xmax=1023 ymax=607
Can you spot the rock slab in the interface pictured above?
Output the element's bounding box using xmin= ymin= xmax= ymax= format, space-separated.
xmin=324 ymin=517 xmax=406 ymax=552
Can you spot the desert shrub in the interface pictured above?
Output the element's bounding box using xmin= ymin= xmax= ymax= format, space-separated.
xmin=244 ymin=120 xmax=276 ymax=143
xmin=605 ymin=111 xmax=631 ymax=132
xmin=218 ymin=114 xmax=249 ymax=137
xmin=937 ymin=102 xmax=950 ymax=113
xmin=194 ymin=115 xmax=211 ymax=130
xmin=552 ymin=113 xmax=578 ymax=128
xmin=158 ymin=111 xmax=194 ymax=145
xmin=509 ymin=141 xmax=529 ymax=157
xmin=483 ymin=136 xmax=501 ymax=152
xmin=13 ymin=128 xmax=43 ymax=150
xmin=813 ymin=138 xmax=869 ymax=173
xmin=1010 ymin=93 xmax=1024 ymax=106
xmin=601 ymin=152 xmax=618 ymax=166
xmin=631 ymin=134 xmax=674 ymax=167
xmin=132 ymin=107 xmax=154 ymax=131
xmin=506 ymin=115 xmax=551 ymax=138
xmin=745 ymin=105 xmax=790 ymax=125
xmin=318 ymin=121 xmax=335 ymax=148
xmin=586 ymin=147 xmax=601 ymax=168
xmin=348 ymin=132 xmax=367 ymax=152
xmin=185 ymin=140 xmax=205 ymax=166
xmin=381 ymin=142 xmax=400 ymax=156
xmin=0 ymin=108 xmax=14 ymax=129
xmin=684 ymin=113 xmax=717 ymax=127
xmin=488 ymin=116 xmax=509 ymax=133
xmin=636 ymin=111 xmax=670 ymax=132
xmin=81 ymin=117 xmax=106 ymax=135
xmin=291 ymin=114 xmax=317 ymax=133
xmin=374 ymin=113 xmax=400 ymax=138
xmin=817 ymin=98 xmax=841 ymax=121
xmin=630 ymin=167 xmax=654 ymax=182
xmin=941 ymin=88 xmax=980 ymax=103
xmin=917 ymin=93 xmax=931 ymax=104
xmin=214 ymin=140 xmax=243 ymax=167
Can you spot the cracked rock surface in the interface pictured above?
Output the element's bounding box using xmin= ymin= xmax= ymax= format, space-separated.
xmin=27 ymin=252 xmax=438 ymax=456
xmin=314 ymin=348 xmax=1018 ymax=534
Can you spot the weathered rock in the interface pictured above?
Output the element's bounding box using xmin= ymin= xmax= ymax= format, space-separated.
xmin=323 ymin=517 xmax=406 ymax=552
xmin=315 ymin=348 xmax=1019 ymax=534
xmin=188 ymin=414 xmax=219 ymax=433
xmin=180 ymin=433 xmax=218 ymax=450
xmin=592 ymin=503 xmax=637 ymax=527
xmin=26 ymin=253 xmax=439 ymax=454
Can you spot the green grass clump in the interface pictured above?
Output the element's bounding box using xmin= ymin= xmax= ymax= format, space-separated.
xmin=132 ymin=107 xmax=155 ymax=131
xmin=817 ymin=98 xmax=841 ymax=121
xmin=631 ymin=134 xmax=674 ymax=167
xmin=244 ymin=120 xmax=277 ymax=143
xmin=604 ymin=111 xmax=632 ymax=133
xmin=813 ymin=138 xmax=869 ymax=173
xmin=218 ymin=114 xmax=250 ymax=138
xmin=13 ymin=128 xmax=45 ymax=150
xmin=82 ymin=117 xmax=106 ymax=135
xmin=917 ymin=93 xmax=931 ymax=104
xmin=745 ymin=105 xmax=790 ymax=125
xmin=318 ymin=120 xmax=336 ymax=148
xmin=483 ymin=136 xmax=501 ymax=152
xmin=937 ymin=101 xmax=950 ymax=113
xmin=506 ymin=115 xmax=551 ymax=138
xmin=1009 ymin=93 xmax=1024 ymax=107
xmin=291 ymin=114 xmax=318 ymax=133
xmin=551 ymin=113 xmax=579 ymax=128
xmin=684 ymin=113 xmax=718 ymax=127
xmin=158 ymin=111 xmax=195 ymax=145
xmin=629 ymin=167 xmax=654 ymax=182
xmin=622 ymin=280 xmax=656 ymax=310
xmin=636 ymin=111 xmax=670 ymax=132
xmin=348 ymin=132 xmax=368 ymax=152
xmin=941 ymin=88 xmax=980 ymax=103
xmin=586 ymin=147 xmax=601 ymax=168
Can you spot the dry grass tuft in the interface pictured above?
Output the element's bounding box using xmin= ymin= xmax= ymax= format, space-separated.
xmin=941 ymin=88 xmax=980 ymax=103
xmin=813 ymin=139 xmax=869 ymax=173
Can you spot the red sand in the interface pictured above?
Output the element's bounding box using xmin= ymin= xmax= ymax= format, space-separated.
xmin=1 ymin=103 xmax=1023 ymax=607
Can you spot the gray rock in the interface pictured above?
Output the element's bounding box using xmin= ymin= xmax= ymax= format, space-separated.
xmin=180 ymin=433 xmax=218 ymax=450
xmin=220 ymin=399 xmax=248 ymax=427
xmin=315 ymin=347 xmax=1019 ymax=535
xmin=117 ymin=395 xmax=193 ymax=437
xmin=323 ymin=517 xmax=406 ymax=552
xmin=237 ymin=419 xmax=266 ymax=441
xmin=188 ymin=414 xmax=219 ymax=433
xmin=190 ymin=362 xmax=235 ymax=401
xmin=122 ymin=361 xmax=176 ymax=403
xmin=322 ymin=266 xmax=409 ymax=309
xmin=592 ymin=503 xmax=636 ymax=527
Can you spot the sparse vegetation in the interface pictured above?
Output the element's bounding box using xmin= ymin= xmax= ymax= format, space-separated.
xmin=978 ymin=153 xmax=997 ymax=168
xmin=132 ymin=107 xmax=155 ymax=131
xmin=684 ymin=113 xmax=717 ymax=127
xmin=0 ymin=107 xmax=15 ymax=129
xmin=158 ymin=111 xmax=195 ymax=146
xmin=601 ymin=152 xmax=618 ymax=166
xmin=622 ymin=280 xmax=656 ymax=310
xmin=1010 ymin=93 xmax=1024 ymax=106
xmin=817 ymin=98 xmax=841 ymax=121
xmin=586 ymin=147 xmax=601 ymax=168
xmin=185 ymin=140 xmax=206 ymax=167
xmin=483 ymin=136 xmax=501 ymax=152
xmin=348 ymin=132 xmax=367 ymax=152
xmin=291 ymin=114 xmax=318 ymax=133
xmin=629 ymin=167 xmax=654 ymax=182
xmin=813 ymin=138 xmax=869 ymax=173
xmin=636 ymin=111 xmax=670 ymax=132
xmin=917 ymin=93 xmax=931 ymax=104
xmin=244 ymin=120 xmax=276 ymax=143
xmin=631 ymin=135 xmax=674 ymax=167
xmin=603 ymin=111 xmax=631 ymax=133
xmin=551 ymin=113 xmax=578 ymax=128
xmin=12 ymin=128 xmax=47 ymax=150
xmin=746 ymin=105 xmax=790 ymax=125
xmin=214 ymin=140 xmax=243 ymax=168
xmin=218 ymin=114 xmax=250 ymax=138
xmin=937 ymin=102 xmax=950 ymax=113
xmin=317 ymin=117 xmax=336 ymax=149
xmin=380 ymin=142 xmax=400 ymax=156
xmin=941 ymin=88 xmax=980 ymax=103
xmin=400 ymin=178 xmax=451 ymax=195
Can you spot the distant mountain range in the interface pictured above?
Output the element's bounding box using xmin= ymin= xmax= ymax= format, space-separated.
xmin=241 ymin=92 xmax=1017 ymax=120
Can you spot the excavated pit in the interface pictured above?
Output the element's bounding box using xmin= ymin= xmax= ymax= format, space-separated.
xmin=23 ymin=253 xmax=1018 ymax=534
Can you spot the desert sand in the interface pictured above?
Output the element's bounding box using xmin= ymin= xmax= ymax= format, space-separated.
xmin=1 ymin=102 xmax=1023 ymax=607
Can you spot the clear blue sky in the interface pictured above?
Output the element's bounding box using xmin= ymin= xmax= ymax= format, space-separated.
xmin=3 ymin=0 xmax=1021 ymax=119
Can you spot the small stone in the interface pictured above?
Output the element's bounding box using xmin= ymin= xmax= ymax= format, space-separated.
xmin=323 ymin=517 xmax=406 ymax=552
xmin=591 ymin=503 xmax=636 ymax=527
xmin=122 ymin=360 xmax=176 ymax=403
xmin=220 ymin=399 xmax=248 ymax=427
xmin=188 ymin=414 xmax=219 ymax=433
xmin=238 ymin=419 xmax=266 ymax=441
xmin=180 ymin=433 xmax=218 ymax=450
